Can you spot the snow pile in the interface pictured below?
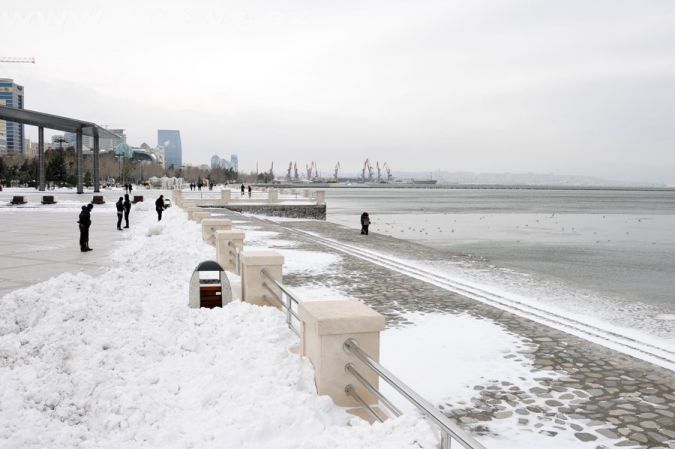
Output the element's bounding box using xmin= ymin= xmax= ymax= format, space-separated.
xmin=0 ymin=206 xmax=436 ymax=448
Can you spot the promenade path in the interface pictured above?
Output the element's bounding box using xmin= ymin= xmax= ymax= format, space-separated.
xmin=230 ymin=212 xmax=675 ymax=449
xmin=0 ymin=188 xmax=164 ymax=297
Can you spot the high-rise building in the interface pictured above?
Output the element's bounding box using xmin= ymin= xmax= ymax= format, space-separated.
xmin=158 ymin=129 xmax=182 ymax=168
xmin=0 ymin=78 xmax=25 ymax=154
xmin=230 ymin=154 xmax=238 ymax=172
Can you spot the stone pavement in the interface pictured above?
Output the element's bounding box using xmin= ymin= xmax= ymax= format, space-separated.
xmin=231 ymin=213 xmax=675 ymax=449
xmin=0 ymin=188 xmax=167 ymax=297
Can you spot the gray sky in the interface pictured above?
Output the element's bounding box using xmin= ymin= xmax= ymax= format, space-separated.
xmin=2 ymin=0 xmax=674 ymax=183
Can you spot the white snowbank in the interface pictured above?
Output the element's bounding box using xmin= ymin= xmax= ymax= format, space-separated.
xmin=0 ymin=203 xmax=436 ymax=449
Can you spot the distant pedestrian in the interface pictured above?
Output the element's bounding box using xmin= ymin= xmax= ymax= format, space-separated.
xmin=155 ymin=195 xmax=165 ymax=221
xmin=247 ymin=185 xmax=252 ymax=198
xmin=123 ymin=194 xmax=131 ymax=228
xmin=360 ymin=212 xmax=370 ymax=235
xmin=241 ymin=184 xmax=245 ymax=195
xmin=197 ymin=179 xmax=203 ymax=191
xmin=128 ymin=184 xmax=132 ymax=193
xmin=116 ymin=197 xmax=124 ymax=230
xmin=78 ymin=204 xmax=93 ymax=251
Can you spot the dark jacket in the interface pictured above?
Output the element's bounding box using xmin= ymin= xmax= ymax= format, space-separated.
xmin=123 ymin=197 xmax=131 ymax=212
xmin=78 ymin=208 xmax=91 ymax=227
xmin=155 ymin=197 xmax=164 ymax=210
xmin=116 ymin=200 xmax=124 ymax=213
xmin=361 ymin=213 xmax=370 ymax=226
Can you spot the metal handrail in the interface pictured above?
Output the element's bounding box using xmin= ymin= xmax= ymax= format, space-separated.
xmin=261 ymin=268 xmax=300 ymax=336
xmin=344 ymin=338 xmax=487 ymax=449
xmin=345 ymin=363 xmax=402 ymax=418
xmin=345 ymin=384 xmax=383 ymax=423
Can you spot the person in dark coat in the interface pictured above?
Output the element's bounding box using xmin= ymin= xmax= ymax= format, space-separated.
xmin=78 ymin=204 xmax=93 ymax=251
xmin=247 ymin=185 xmax=252 ymax=198
xmin=241 ymin=184 xmax=245 ymax=195
xmin=116 ymin=197 xmax=124 ymax=230
xmin=123 ymin=194 xmax=132 ymax=228
xmin=155 ymin=195 xmax=165 ymax=221
xmin=360 ymin=212 xmax=371 ymax=235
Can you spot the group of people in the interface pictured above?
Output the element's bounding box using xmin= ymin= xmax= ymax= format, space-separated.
xmin=240 ymin=184 xmax=252 ymax=197
xmin=188 ymin=182 xmax=203 ymax=191
xmin=77 ymin=194 xmax=167 ymax=252
xmin=123 ymin=184 xmax=133 ymax=193
xmin=115 ymin=194 xmax=132 ymax=230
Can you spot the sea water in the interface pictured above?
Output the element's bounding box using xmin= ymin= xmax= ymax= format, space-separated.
xmin=325 ymin=187 xmax=675 ymax=342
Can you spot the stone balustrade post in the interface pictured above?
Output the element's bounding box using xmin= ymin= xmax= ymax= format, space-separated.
xmin=315 ymin=190 xmax=326 ymax=205
xmin=240 ymin=250 xmax=284 ymax=307
xmin=215 ymin=230 xmax=245 ymax=273
xmin=268 ymin=188 xmax=279 ymax=203
xmin=299 ymin=300 xmax=385 ymax=410
xmin=186 ymin=206 xmax=201 ymax=218
xmin=201 ymin=218 xmax=233 ymax=245
xmin=221 ymin=189 xmax=231 ymax=203
xmin=192 ymin=211 xmax=211 ymax=223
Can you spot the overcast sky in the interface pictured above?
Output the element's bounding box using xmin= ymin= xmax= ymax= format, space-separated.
xmin=2 ymin=0 xmax=674 ymax=183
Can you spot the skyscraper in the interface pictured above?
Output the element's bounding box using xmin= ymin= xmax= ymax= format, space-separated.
xmin=158 ymin=129 xmax=182 ymax=168
xmin=0 ymin=78 xmax=25 ymax=154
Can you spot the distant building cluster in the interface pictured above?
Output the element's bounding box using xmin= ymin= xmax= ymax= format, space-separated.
xmin=210 ymin=153 xmax=238 ymax=172
xmin=0 ymin=78 xmax=185 ymax=170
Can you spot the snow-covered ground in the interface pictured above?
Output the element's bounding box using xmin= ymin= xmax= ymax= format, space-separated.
xmin=0 ymin=199 xmax=628 ymax=448
xmin=0 ymin=204 xmax=438 ymax=449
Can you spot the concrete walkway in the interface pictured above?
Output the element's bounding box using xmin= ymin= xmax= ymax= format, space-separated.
xmin=0 ymin=188 xmax=165 ymax=297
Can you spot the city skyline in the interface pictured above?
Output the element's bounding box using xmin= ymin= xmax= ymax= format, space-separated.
xmin=1 ymin=0 xmax=674 ymax=184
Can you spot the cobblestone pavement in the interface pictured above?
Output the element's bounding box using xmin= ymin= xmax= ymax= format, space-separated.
xmin=229 ymin=213 xmax=675 ymax=448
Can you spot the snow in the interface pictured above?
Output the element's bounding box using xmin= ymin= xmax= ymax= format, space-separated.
xmin=0 ymin=203 xmax=438 ymax=449
xmin=381 ymin=312 xmax=617 ymax=448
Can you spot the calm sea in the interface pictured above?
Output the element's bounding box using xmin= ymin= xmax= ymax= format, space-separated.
xmin=324 ymin=187 xmax=675 ymax=340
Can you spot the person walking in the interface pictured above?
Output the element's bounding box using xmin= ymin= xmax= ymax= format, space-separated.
xmin=241 ymin=184 xmax=245 ymax=195
xmin=123 ymin=193 xmax=132 ymax=228
xmin=116 ymin=197 xmax=124 ymax=230
xmin=360 ymin=212 xmax=371 ymax=235
xmin=155 ymin=195 xmax=165 ymax=221
xmin=247 ymin=185 xmax=252 ymax=198
xmin=78 ymin=204 xmax=93 ymax=251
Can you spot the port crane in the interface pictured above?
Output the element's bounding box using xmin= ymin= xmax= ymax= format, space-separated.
xmin=286 ymin=162 xmax=293 ymax=181
xmin=362 ymin=158 xmax=374 ymax=181
xmin=0 ymin=57 xmax=36 ymax=64
xmin=376 ymin=161 xmax=382 ymax=182
xmin=305 ymin=161 xmax=318 ymax=180
xmin=383 ymin=162 xmax=393 ymax=181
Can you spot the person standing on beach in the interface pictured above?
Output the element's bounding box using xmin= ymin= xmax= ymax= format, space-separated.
xmin=155 ymin=195 xmax=165 ymax=221
xmin=78 ymin=204 xmax=93 ymax=251
xmin=116 ymin=197 xmax=124 ymax=230
xmin=123 ymin=194 xmax=132 ymax=228
xmin=360 ymin=212 xmax=371 ymax=235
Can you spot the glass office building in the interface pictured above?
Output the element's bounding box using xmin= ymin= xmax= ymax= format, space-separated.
xmin=157 ymin=129 xmax=182 ymax=168
xmin=0 ymin=79 xmax=25 ymax=154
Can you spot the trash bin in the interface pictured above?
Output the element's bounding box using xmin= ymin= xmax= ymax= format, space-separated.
xmin=188 ymin=260 xmax=232 ymax=309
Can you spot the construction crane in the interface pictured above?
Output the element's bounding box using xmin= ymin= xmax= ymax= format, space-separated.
xmin=383 ymin=162 xmax=393 ymax=182
xmin=0 ymin=57 xmax=36 ymax=64
xmin=376 ymin=161 xmax=382 ymax=182
xmin=333 ymin=162 xmax=341 ymax=181
xmin=305 ymin=161 xmax=317 ymax=180
xmin=362 ymin=159 xmax=374 ymax=181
